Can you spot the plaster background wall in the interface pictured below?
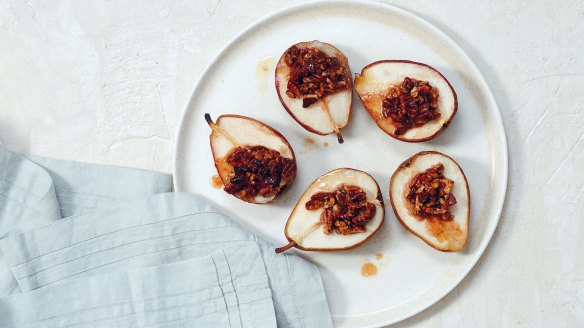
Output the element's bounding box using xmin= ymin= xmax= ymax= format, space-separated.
xmin=0 ymin=1 xmax=582 ymax=326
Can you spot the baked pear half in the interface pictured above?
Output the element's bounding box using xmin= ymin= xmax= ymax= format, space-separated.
xmin=276 ymin=168 xmax=384 ymax=253
xmin=390 ymin=151 xmax=470 ymax=251
xmin=354 ymin=60 xmax=457 ymax=142
xmin=275 ymin=40 xmax=353 ymax=143
xmin=206 ymin=113 xmax=297 ymax=204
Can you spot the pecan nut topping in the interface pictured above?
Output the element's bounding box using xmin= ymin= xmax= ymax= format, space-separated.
xmin=223 ymin=146 xmax=295 ymax=199
xmin=305 ymin=184 xmax=376 ymax=235
xmin=406 ymin=163 xmax=457 ymax=220
xmin=382 ymin=77 xmax=440 ymax=135
xmin=284 ymin=45 xmax=350 ymax=108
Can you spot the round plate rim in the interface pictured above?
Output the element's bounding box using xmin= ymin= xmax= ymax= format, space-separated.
xmin=173 ymin=1 xmax=508 ymax=326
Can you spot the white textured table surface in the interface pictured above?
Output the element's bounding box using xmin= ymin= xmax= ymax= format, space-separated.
xmin=1 ymin=1 xmax=582 ymax=327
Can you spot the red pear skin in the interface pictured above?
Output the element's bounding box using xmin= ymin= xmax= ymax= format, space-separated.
xmin=355 ymin=60 xmax=458 ymax=143
xmin=207 ymin=113 xmax=297 ymax=204
xmin=275 ymin=40 xmax=353 ymax=142
xmin=277 ymin=168 xmax=385 ymax=253
xmin=389 ymin=151 xmax=470 ymax=252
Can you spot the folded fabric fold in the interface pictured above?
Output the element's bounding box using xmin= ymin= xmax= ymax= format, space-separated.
xmin=1 ymin=192 xmax=333 ymax=328
xmin=0 ymin=148 xmax=60 ymax=238
xmin=25 ymin=155 xmax=173 ymax=218
xmin=0 ymin=146 xmax=174 ymax=296
xmin=0 ymin=248 xmax=277 ymax=328
xmin=0 ymin=147 xmax=61 ymax=295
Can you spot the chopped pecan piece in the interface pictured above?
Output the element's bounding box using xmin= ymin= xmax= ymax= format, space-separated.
xmin=283 ymin=45 xmax=350 ymax=108
xmin=224 ymin=146 xmax=295 ymax=199
xmin=406 ymin=163 xmax=457 ymax=220
xmin=305 ymin=184 xmax=376 ymax=235
xmin=382 ymin=77 xmax=440 ymax=135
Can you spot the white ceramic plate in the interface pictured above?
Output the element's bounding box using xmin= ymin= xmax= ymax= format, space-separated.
xmin=174 ymin=1 xmax=507 ymax=327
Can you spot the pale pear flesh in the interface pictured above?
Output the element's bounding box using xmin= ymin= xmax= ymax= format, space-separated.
xmin=354 ymin=60 xmax=457 ymax=142
xmin=275 ymin=40 xmax=352 ymax=139
xmin=207 ymin=114 xmax=296 ymax=204
xmin=390 ymin=151 xmax=469 ymax=251
xmin=280 ymin=168 xmax=384 ymax=252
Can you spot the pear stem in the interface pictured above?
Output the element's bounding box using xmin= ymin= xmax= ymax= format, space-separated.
xmin=275 ymin=241 xmax=296 ymax=253
xmin=275 ymin=221 xmax=325 ymax=253
xmin=320 ymin=99 xmax=344 ymax=144
xmin=204 ymin=113 xmax=240 ymax=146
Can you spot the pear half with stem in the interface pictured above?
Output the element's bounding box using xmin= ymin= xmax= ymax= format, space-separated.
xmin=390 ymin=151 xmax=470 ymax=251
xmin=206 ymin=113 xmax=297 ymax=204
xmin=276 ymin=168 xmax=384 ymax=253
xmin=355 ymin=60 xmax=457 ymax=142
xmin=275 ymin=40 xmax=353 ymax=143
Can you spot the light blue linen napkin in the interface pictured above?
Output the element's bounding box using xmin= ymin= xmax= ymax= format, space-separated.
xmin=0 ymin=146 xmax=173 ymax=295
xmin=0 ymin=192 xmax=332 ymax=328
xmin=0 ymin=148 xmax=61 ymax=295
xmin=25 ymin=155 xmax=173 ymax=218
xmin=0 ymin=146 xmax=333 ymax=328
xmin=0 ymin=148 xmax=60 ymax=237
xmin=0 ymin=248 xmax=277 ymax=328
